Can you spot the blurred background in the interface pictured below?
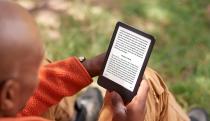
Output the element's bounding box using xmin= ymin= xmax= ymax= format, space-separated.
xmin=14 ymin=0 xmax=210 ymax=114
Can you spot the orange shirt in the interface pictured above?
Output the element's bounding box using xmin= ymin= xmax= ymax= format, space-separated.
xmin=0 ymin=57 xmax=92 ymax=121
xmin=0 ymin=117 xmax=50 ymax=121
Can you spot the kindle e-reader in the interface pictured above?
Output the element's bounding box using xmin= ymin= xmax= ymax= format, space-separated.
xmin=97 ymin=22 xmax=155 ymax=103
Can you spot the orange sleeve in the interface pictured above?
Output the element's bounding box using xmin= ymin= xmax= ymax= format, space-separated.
xmin=20 ymin=57 xmax=92 ymax=116
xmin=0 ymin=116 xmax=50 ymax=121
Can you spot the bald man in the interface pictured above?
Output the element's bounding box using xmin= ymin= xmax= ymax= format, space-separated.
xmin=0 ymin=1 xmax=191 ymax=121
xmin=0 ymin=0 xmax=102 ymax=118
xmin=0 ymin=0 xmax=43 ymax=116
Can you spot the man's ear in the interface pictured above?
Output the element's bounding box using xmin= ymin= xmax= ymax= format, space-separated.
xmin=0 ymin=79 xmax=20 ymax=114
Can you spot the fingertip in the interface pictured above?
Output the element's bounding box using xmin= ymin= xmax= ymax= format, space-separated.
xmin=111 ymin=91 xmax=122 ymax=103
xmin=141 ymin=79 xmax=150 ymax=92
xmin=110 ymin=91 xmax=124 ymax=107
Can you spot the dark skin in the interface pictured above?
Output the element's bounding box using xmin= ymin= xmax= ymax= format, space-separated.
xmin=0 ymin=1 xmax=149 ymax=121
xmin=99 ymin=80 xmax=149 ymax=121
xmin=0 ymin=1 xmax=44 ymax=116
xmin=82 ymin=53 xmax=106 ymax=77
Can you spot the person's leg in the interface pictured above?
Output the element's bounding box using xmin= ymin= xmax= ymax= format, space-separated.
xmin=144 ymin=67 xmax=190 ymax=121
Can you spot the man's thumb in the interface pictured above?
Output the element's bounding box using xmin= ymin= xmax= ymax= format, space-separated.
xmin=110 ymin=91 xmax=126 ymax=121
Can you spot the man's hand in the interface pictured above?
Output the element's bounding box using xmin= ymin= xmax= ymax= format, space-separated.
xmin=81 ymin=53 xmax=106 ymax=77
xmin=100 ymin=79 xmax=149 ymax=121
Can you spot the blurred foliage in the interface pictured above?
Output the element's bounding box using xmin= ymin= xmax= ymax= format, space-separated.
xmin=31 ymin=0 xmax=210 ymax=114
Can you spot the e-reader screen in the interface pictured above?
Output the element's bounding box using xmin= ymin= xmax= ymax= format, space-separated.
xmin=102 ymin=26 xmax=151 ymax=92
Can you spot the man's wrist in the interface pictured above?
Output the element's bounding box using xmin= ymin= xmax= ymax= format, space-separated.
xmin=80 ymin=59 xmax=95 ymax=77
xmin=78 ymin=53 xmax=105 ymax=77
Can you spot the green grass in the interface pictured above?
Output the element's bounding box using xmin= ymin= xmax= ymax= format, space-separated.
xmin=43 ymin=0 xmax=210 ymax=114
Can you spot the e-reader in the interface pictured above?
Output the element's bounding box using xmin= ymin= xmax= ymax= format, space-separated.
xmin=97 ymin=22 xmax=155 ymax=103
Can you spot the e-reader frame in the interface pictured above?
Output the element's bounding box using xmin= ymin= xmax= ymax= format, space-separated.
xmin=97 ymin=21 xmax=155 ymax=103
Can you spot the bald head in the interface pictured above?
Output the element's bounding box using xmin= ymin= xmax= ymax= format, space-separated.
xmin=0 ymin=1 xmax=43 ymax=81
xmin=0 ymin=1 xmax=44 ymax=116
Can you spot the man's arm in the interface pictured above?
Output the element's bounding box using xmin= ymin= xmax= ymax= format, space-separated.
xmin=20 ymin=53 xmax=105 ymax=116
